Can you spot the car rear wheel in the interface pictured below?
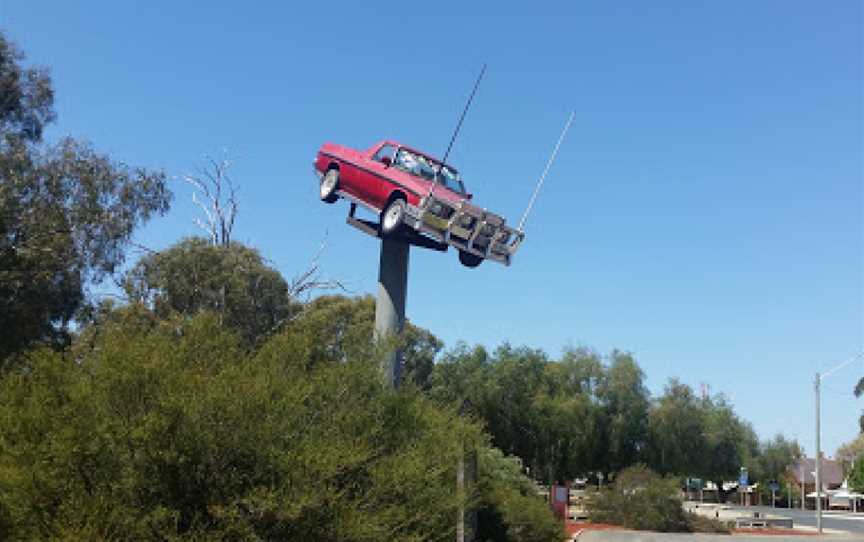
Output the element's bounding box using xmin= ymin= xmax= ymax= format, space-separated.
xmin=381 ymin=197 xmax=406 ymax=237
xmin=458 ymin=250 xmax=483 ymax=268
xmin=320 ymin=169 xmax=339 ymax=203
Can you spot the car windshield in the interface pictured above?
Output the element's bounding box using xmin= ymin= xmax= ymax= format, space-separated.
xmin=393 ymin=148 xmax=465 ymax=194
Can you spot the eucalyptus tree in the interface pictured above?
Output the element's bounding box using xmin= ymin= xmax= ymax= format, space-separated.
xmin=0 ymin=32 xmax=170 ymax=364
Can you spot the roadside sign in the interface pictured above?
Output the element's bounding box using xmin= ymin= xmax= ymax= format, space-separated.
xmin=768 ymin=480 xmax=780 ymax=492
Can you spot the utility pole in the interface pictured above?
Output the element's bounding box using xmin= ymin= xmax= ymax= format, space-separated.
xmin=374 ymin=237 xmax=409 ymax=388
xmin=815 ymin=372 xmax=821 ymax=535
xmin=800 ymin=462 xmax=804 ymax=511
xmin=813 ymin=353 xmax=862 ymax=536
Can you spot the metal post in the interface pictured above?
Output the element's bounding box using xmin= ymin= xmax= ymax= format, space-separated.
xmin=815 ymin=372 xmax=822 ymax=535
xmin=801 ymin=463 xmax=805 ymax=511
xmin=457 ymin=400 xmax=476 ymax=542
xmin=456 ymin=447 xmax=477 ymax=542
xmin=457 ymin=451 xmax=465 ymax=542
xmin=466 ymin=450 xmax=477 ymax=539
xmin=374 ymin=238 xmax=409 ymax=388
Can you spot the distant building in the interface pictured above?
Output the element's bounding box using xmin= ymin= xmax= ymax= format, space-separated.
xmin=786 ymin=457 xmax=844 ymax=498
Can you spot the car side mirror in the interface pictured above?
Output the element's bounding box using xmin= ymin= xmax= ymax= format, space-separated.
xmin=381 ymin=156 xmax=392 ymax=167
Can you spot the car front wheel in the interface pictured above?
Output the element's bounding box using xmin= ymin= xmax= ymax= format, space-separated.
xmin=320 ymin=169 xmax=339 ymax=203
xmin=381 ymin=197 xmax=406 ymax=237
xmin=458 ymin=250 xmax=483 ymax=268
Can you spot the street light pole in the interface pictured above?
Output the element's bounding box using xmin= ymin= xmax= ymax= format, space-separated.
xmin=815 ymin=372 xmax=822 ymax=535
xmin=813 ymin=353 xmax=863 ymax=536
xmin=800 ymin=463 xmax=804 ymax=511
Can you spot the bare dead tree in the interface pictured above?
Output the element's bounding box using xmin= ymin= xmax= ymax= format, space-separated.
xmin=268 ymin=232 xmax=347 ymax=331
xmin=183 ymin=153 xmax=238 ymax=246
xmin=286 ymin=231 xmax=345 ymax=300
xmin=178 ymin=152 xmax=345 ymax=332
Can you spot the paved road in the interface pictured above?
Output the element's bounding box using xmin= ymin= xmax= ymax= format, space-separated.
xmin=723 ymin=504 xmax=864 ymax=535
xmin=575 ymin=505 xmax=864 ymax=541
xmin=579 ymin=533 xmax=864 ymax=541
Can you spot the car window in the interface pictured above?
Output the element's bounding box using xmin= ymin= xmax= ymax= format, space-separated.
xmin=393 ymin=148 xmax=465 ymax=194
xmin=372 ymin=144 xmax=396 ymax=164
xmin=438 ymin=166 xmax=465 ymax=194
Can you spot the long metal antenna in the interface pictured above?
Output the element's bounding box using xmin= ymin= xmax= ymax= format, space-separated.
xmin=442 ymin=64 xmax=486 ymax=167
xmin=517 ymin=110 xmax=575 ymax=232
xmin=428 ymin=64 xmax=486 ymax=202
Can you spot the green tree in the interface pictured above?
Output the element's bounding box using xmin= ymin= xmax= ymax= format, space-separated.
xmin=854 ymin=377 xmax=864 ymax=432
xmin=837 ymin=434 xmax=864 ymax=464
xmin=400 ymin=322 xmax=443 ymax=390
xmin=546 ymin=347 xmax=604 ymax=398
xmin=647 ymin=383 xmax=761 ymax=501
xmin=647 ymin=379 xmax=708 ymax=477
xmin=836 ymin=434 xmax=864 ymax=477
xmin=259 ymin=295 xmax=443 ymax=388
xmin=702 ymin=395 xmax=755 ymax=485
xmin=480 ymin=345 xmax=550 ymax=477
xmin=848 ymin=459 xmax=864 ymax=493
xmin=532 ymin=390 xmax=601 ymax=483
xmin=0 ymin=32 xmax=170 ymax=364
xmin=757 ymin=434 xmax=802 ymax=485
xmin=430 ymin=342 xmax=491 ymax=405
xmin=432 ymin=345 xmax=612 ymax=484
xmin=123 ymin=237 xmax=296 ymax=346
xmin=596 ymin=350 xmax=650 ymax=474
xmin=475 ymin=448 xmax=564 ymax=542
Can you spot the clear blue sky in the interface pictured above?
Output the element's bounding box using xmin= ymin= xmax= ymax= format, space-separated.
xmin=3 ymin=1 xmax=861 ymax=456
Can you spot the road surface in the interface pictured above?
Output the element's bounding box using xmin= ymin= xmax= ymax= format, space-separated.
xmin=579 ymin=533 xmax=864 ymax=541
xmin=724 ymin=504 xmax=864 ymax=535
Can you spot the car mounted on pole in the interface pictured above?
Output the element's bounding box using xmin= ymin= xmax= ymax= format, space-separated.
xmin=314 ymin=140 xmax=524 ymax=267
xmin=313 ymin=63 xmax=572 ymax=268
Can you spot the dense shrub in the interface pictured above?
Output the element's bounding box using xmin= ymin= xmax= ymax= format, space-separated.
xmin=0 ymin=311 xmax=482 ymax=540
xmin=475 ymin=448 xmax=564 ymax=542
xmin=685 ymin=512 xmax=732 ymax=534
xmin=586 ymin=465 xmax=692 ymax=532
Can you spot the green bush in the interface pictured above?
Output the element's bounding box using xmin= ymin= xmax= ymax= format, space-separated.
xmin=0 ymin=310 xmax=484 ymax=540
xmin=475 ymin=448 xmax=564 ymax=542
xmin=685 ymin=512 xmax=732 ymax=534
xmin=585 ymin=465 xmax=692 ymax=533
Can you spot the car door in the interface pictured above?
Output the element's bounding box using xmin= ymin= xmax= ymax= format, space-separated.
xmin=362 ymin=143 xmax=398 ymax=208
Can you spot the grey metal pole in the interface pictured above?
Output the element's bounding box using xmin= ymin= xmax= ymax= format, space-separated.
xmin=457 ymin=451 xmax=465 ymax=542
xmin=815 ymin=372 xmax=822 ymax=535
xmin=801 ymin=463 xmax=805 ymax=511
xmin=467 ymin=450 xmax=477 ymax=539
xmin=374 ymin=238 xmax=409 ymax=388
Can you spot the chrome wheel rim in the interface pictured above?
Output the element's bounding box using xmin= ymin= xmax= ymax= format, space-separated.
xmin=320 ymin=172 xmax=336 ymax=198
xmin=383 ymin=202 xmax=402 ymax=231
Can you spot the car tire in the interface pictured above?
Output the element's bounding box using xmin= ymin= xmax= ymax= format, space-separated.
xmin=320 ymin=169 xmax=339 ymax=203
xmin=458 ymin=250 xmax=483 ymax=268
xmin=380 ymin=197 xmax=406 ymax=237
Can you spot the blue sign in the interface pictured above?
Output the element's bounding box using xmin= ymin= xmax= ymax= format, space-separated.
xmin=739 ymin=469 xmax=749 ymax=487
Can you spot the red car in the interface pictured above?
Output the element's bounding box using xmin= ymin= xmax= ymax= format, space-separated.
xmin=314 ymin=140 xmax=523 ymax=267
